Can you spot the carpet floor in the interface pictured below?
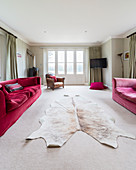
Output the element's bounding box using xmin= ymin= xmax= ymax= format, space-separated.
xmin=0 ymin=86 xmax=136 ymax=170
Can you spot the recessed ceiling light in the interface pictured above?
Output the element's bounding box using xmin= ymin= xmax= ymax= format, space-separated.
xmin=84 ymin=30 xmax=87 ymax=33
xmin=44 ymin=30 xmax=47 ymax=33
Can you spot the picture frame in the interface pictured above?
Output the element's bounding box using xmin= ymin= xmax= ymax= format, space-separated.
xmin=124 ymin=51 xmax=129 ymax=60
xmin=17 ymin=52 xmax=22 ymax=58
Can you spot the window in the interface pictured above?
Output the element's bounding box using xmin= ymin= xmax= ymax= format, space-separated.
xmin=47 ymin=49 xmax=84 ymax=76
xmin=76 ymin=51 xmax=83 ymax=74
xmin=67 ymin=51 xmax=74 ymax=74
xmin=58 ymin=51 xmax=65 ymax=74
xmin=48 ymin=51 xmax=55 ymax=74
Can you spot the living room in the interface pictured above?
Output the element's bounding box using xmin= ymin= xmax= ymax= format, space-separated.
xmin=0 ymin=1 xmax=136 ymax=170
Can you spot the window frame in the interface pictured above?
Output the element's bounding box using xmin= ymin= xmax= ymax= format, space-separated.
xmin=47 ymin=48 xmax=85 ymax=75
xmin=76 ymin=50 xmax=84 ymax=75
xmin=47 ymin=50 xmax=56 ymax=74
xmin=57 ymin=50 xmax=65 ymax=75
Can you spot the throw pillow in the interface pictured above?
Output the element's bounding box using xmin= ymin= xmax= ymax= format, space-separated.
xmin=90 ymin=82 xmax=105 ymax=90
xmin=18 ymin=78 xmax=37 ymax=87
xmin=5 ymin=83 xmax=23 ymax=92
xmin=50 ymin=76 xmax=57 ymax=82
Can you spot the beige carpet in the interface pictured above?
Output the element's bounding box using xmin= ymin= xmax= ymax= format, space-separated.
xmin=27 ymin=96 xmax=135 ymax=148
xmin=0 ymin=86 xmax=136 ymax=170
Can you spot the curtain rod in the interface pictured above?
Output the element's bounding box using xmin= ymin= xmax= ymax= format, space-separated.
xmin=127 ymin=32 xmax=136 ymax=38
xmin=0 ymin=27 xmax=17 ymax=38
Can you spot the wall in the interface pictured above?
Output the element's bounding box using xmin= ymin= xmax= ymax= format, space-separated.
xmin=101 ymin=39 xmax=112 ymax=87
xmin=16 ymin=39 xmax=31 ymax=78
xmin=30 ymin=46 xmax=44 ymax=84
xmin=111 ymin=38 xmax=123 ymax=78
xmin=0 ymin=32 xmax=7 ymax=81
xmin=101 ymin=38 xmax=130 ymax=88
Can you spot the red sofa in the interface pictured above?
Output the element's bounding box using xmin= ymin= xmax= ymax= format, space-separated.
xmin=0 ymin=77 xmax=41 ymax=136
xmin=112 ymin=78 xmax=136 ymax=115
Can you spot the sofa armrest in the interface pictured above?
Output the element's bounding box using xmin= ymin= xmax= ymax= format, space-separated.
xmin=0 ymin=90 xmax=6 ymax=118
xmin=57 ymin=77 xmax=65 ymax=83
xmin=36 ymin=77 xmax=41 ymax=85
xmin=47 ymin=78 xmax=54 ymax=83
xmin=113 ymin=78 xmax=136 ymax=88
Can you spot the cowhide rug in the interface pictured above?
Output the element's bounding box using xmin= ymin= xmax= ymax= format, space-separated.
xmin=26 ymin=96 xmax=135 ymax=148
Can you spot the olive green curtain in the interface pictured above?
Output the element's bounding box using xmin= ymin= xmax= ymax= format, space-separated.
xmin=6 ymin=34 xmax=18 ymax=80
xmin=129 ymin=35 xmax=136 ymax=78
xmin=89 ymin=46 xmax=102 ymax=83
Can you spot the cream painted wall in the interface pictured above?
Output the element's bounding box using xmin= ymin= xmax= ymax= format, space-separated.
xmin=0 ymin=33 xmax=7 ymax=81
xmin=102 ymin=38 xmax=130 ymax=88
xmin=16 ymin=39 xmax=31 ymax=78
xmin=111 ymin=38 xmax=123 ymax=78
xmin=102 ymin=39 xmax=112 ymax=87
xmin=30 ymin=47 xmax=44 ymax=83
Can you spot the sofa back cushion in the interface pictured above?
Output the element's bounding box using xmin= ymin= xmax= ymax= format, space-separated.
xmin=18 ymin=77 xmax=37 ymax=87
xmin=0 ymin=79 xmax=18 ymax=86
xmin=5 ymin=83 xmax=23 ymax=92
xmin=114 ymin=78 xmax=136 ymax=88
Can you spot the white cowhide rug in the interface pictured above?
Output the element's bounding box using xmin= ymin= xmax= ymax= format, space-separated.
xmin=27 ymin=96 xmax=135 ymax=148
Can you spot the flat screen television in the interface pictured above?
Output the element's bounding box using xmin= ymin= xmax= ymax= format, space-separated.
xmin=90 ymin=58 xmax=107 ymax=68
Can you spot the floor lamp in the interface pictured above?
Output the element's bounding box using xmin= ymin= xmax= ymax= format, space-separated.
xmin=117 ymin=53 xmax=124 ymax=78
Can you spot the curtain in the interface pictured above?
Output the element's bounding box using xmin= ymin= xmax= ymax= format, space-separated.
xmin=89 ymin=46 xmax=102 ymax=83
xmin=6 ymin=34 xmax=18 ymax=80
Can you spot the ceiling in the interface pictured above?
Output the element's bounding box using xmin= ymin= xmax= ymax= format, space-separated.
xmin=0 ymin=0 xmax=136 ymax=45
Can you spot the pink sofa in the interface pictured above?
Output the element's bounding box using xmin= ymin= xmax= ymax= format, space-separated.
xmin=0 ymin=77 xmax=41 ymax=136
xmin=112 ymin=78 xmax=136 ymax=115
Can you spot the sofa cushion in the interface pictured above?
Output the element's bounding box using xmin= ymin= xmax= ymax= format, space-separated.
xmin=6 ymin=93 xmax=28 ymax=112
xmin=11 ymin=90 xmax=31 ymax=98
xmin=90 ymin=82 xmax=105 ymax=90
xmin=31 ymin=86 xmax=40 ymax=93
xmin=23 ymin=87 xmax=36 ymax=96
xmin=116 ymin=87 xmax=134 ymax=94
xmin=18 ymin=78 xmax=37 ymax=87
xmin=5 ymin=83 xmax=23 ymax=92
xmin=23 ymin=85 xmax=40 ymax=96
xmin=132 ymin=84 xmax=136 ymax=90
xmin=116 ymin=87 xmax=136 ymax=104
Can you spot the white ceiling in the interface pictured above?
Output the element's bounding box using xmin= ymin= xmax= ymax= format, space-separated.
xmin=0 ymin=0 xmax=136 ymax=45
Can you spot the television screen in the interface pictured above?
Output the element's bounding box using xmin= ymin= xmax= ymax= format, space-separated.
xmin=90 ymin=58 xmax=107 ymax=68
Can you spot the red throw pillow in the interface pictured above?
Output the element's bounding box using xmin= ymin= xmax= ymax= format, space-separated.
xmin=90 ymin=82 xmax=105 ymax=90
xmin=18 ymin=78 xmax=37 ymax=87
xmin=50 ymin=76 xmax=57 ymax=82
